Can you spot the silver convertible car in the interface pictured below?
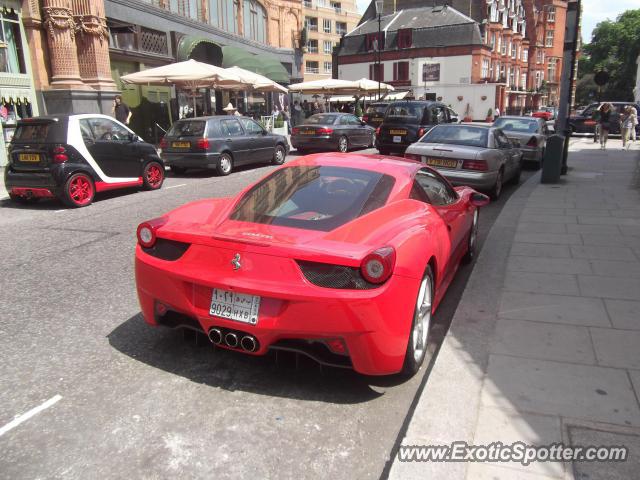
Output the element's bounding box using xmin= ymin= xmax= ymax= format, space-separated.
xmin=404 ymin=124 xmax=522 ymax=199
xmin=492 ymin=116 xmax=549 ymax=168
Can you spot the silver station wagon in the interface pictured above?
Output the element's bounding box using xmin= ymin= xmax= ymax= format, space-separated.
xmin=404 ymin=124 xmax=522 ymax=200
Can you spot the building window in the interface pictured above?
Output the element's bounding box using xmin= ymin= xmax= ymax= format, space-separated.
xmin=244 ymin=0 xmax=267 ymax=43
xmin=545 ymin=30 xmax=554 ymax=47
xmin=303 ymin=0 xmax=312 ymax=7
xmin=305 ymin=16 xmax=318 ymax=31
xmin=490 ymin=32 xmax=496 ymax=50
xmin=306 ymin=39 xmax=318 ymax=53
xmin=323 ymin=18 xmax=332 ymax=33
xmin=397 ymin=29 xmax=412 ymax=49
xmin=481 ymin=58 xmax=490 ymax=79
xmin=330 ymin=1 xmax=341 ymax=12
xmin=547 ymin=58 xmax=558 ymax=83
xmin=523 ymin=48 xmax=529 ymax=62
xmin=366 ymin=32 xmax=384 ymax=51
xmin=536 ymin=49 xmax=544 ymax=64
xmin=323 ymin=40 xmax=332 ymax=54
xmin=0 ymin=10 xmax=25 ymax=74
xmin=209 ymin=0 xmax=239 ymax=32
xmin=324 ymin=61 xmax=332 ymax=73
xmin=521 ymin=73 xmax=527 ymax=89
xmin=336 ymin=21 xmax=347 ymax=36
xmin=172 ymin=0 xmax=201 ymax=19
xmin=306 ymin=61 xmax=319 ymax=74
xmin=501 ymin=36 xmax=507 ymax=55
xmin=369 ymin=63 xmax=383 ymax=81
xmin=392 ymin=61 xmax=409 ymax=81
xmin=511 ymin=43 xmax=517 ymax=59
xmin=547 ymin=7 xmax=556 ymax=22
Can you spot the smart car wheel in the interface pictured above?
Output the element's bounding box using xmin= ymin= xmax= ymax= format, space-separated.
xmin=338 ymin=136 xmax=348 ymax=153
xmin=272 ymin=144 xmax=286 ymax=165
xmin=402 ymin=265 xmax=434 ymax=376
xmin=143 ymin=161 xmax=165 ymax=190
xmin=217 ymin=153 xmax=233 ymax=176
xmin=62 ymin=172 xmax=94 ymax=208
xmin=462 ymin=209 xmax=479 ymax=264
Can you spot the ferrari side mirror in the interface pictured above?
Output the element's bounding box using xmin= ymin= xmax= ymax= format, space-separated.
xmin=470 ymin=192 xmax=490 ymax=207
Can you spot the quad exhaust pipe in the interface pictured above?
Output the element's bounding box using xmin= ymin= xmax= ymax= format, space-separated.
xmin=208 ymin=328 xmax=258 ymax=352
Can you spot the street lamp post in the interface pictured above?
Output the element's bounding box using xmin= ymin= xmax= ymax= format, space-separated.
xmin=375 ymin=0 xmax=383 ymax=101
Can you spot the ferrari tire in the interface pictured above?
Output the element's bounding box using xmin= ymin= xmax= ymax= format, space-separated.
xmin=170 ymin=166 xmax=187 ymax=175
xmin=462 ymin=209 xmax=479 ymax=264
xmin=217 ymin=153 xmax=233 ymax=176
xmin=272 ymin=144 xmax=286 ymax=165
xmin=338 ymin=136 xmax=349 ymax=153
xmin=489 ymin=168 xmax=503 ymax=200
xmin=143 ymin=161 xmax=165 ymax=190
xmin=61 ymin=172 xmax=95 ymax=208
xmin=402 ymin=265 xmax=434 ymax=376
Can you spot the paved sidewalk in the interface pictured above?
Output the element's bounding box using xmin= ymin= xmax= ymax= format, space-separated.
xmin=390 ymin=138 xmax=640 ymax=480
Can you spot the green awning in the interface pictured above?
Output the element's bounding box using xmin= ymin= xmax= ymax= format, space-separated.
xmin=177 ymin=36 xmax=220 ymax=62
xmin=221 ymin=45 xmax=289 ymax=84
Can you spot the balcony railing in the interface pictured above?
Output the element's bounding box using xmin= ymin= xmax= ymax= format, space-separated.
xmin=306 ymin=67 xmax=320 ymax=74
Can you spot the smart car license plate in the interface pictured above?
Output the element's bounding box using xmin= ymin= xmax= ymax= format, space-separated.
xmin=19 ymin=153 xmax=40 ymax=162
xmin=210 ymin=288 xmax=260 ymax=325
xmin=390 ymin=129 xmax=406 ymax=135
xmin=393 ymin=136 xmax=402 ymax=143
xmin=426 ymin=158 xmax=458 ymax=168
xmin=172 ymin=141 xmax=190 ymax=148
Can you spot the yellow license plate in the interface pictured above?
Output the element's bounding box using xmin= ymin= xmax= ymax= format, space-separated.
xmin=390 ymin=129 xmax=407 ymax=135
xmin=19 ymin=153 xmax=40 ymax=162
xmin=172 ymin=141 xmax=190 ymax=148
xmin=303 ymin=130 xmax=316 ymax=135
xmin=426 ymin=158 xmax=458 ymax=168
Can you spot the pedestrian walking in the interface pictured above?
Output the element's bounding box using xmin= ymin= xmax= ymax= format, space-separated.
xmin=112 ymin=95 xmax=132 ymax=125
xmin=629 ymin=105 xmax=638 ymax=142
xmin=597 ymin=103 xmax=612 ymax=150
xmin=494 ymin=107 xmax=500 ymax=119
xmin=621 ymin=106 xmax=634 ymax=150
xmin=282 ymin=105 xmax=291 ymax=134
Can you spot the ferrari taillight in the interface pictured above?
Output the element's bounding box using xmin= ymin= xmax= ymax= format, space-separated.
xmin=527 ymin=136 xmax=538 ymax=148
xmin=462 ymin=160 xmax=488 ymax=171
xmin=137 ymin=217 xmax=168 ymax=248
xmin=361 ymin=246 xmax=395 ymax=284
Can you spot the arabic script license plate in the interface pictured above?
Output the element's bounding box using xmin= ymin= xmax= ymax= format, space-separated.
xmin=172 ymin=141 xmax=190 ymax=148
xmin=210 ymin=288 xmax=261 ymax=325
xmin=393 ymin=136 xmax=402 ymax=143
xmin=390 ymin=129 xmax=406 ymax=135
xmin=19 ymin=153 xmax=40 ymax=162
xmin=426 ymin=158 xmax=458 ymax=169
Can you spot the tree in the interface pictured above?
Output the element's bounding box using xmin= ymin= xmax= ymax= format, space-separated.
xmin=576 ymin=9 xmax=640 ymax=102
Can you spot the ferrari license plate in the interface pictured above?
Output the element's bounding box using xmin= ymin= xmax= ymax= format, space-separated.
xmin=426 ymin=158 xmax=458 ymax=168
xmin=390 ymin=129 xmax=406 ymax=135
xmin=19 ymin=153 xmax=40 ymax=162
xmin=172 ymin=141 xmax=190 ymax=148
xmin=303 ymin=129 xmax=315 ymax=135
xmin=210 ymin=288 xmax=261 ymax=325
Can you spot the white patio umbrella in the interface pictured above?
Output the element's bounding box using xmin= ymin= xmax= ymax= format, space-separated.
xmin=223 ymin=66 xmax=288 ymax=93
xmin=120 ymin=59 xmax=243 ymax=112
xmin=354 ymin=78 xmax=395 ymax=94
xmin=288 ymin=78 xmax=362 ymax=95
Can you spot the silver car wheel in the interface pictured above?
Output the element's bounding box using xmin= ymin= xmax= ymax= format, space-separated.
xmin=338 ymin=136 xmax=348 ymax=153
xmin=274 ymin=145 xmax=285 ymax=164
xmin=470 ymin=209 xmax=479 ymax=250
xmin=219 ymin=154 xmax=232 ymax=174
xmin=412 ymin=276 xmax=432 ymax=363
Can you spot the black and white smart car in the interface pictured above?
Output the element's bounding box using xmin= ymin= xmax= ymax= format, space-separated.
xmin=4 ymin=114 xmax=164 ymax=207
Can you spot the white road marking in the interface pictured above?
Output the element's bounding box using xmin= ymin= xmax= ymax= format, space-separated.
xmin=0 ymin=395 xmax=62 ymax=437
xmin=54 ymin=209 xmax=66 ymax=213
xmin=165 ymin=184 xmax=187 ymax=190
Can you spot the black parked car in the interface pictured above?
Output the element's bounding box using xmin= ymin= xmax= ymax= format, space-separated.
xmin=160 ymin=116 xmax=289 ymax=176
xmin=4 ymin=114 xmax=164 ymax=208
xmin=569 ymin=102 xmax=640 ymax=135
xmin=290 ymin=113 xmax=376 ymax=154
xmin=376 ymin=101 xmax=454 ymax=155
xmin=362 ymin=102 xmax=389 ymax=127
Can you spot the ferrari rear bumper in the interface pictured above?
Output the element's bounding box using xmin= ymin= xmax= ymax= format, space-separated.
xmin=135 ymin=245 xmax=420 ymax=375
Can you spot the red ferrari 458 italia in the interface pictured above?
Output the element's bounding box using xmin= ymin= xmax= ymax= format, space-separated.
xmin=135 ymin=153 xmax=489 ymax=376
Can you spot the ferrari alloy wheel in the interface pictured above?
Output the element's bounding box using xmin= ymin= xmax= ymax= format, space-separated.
xmin=402 ymin=265 xmax=434 ymax=376
xmin=62 ymin=172 xmax=94 ymax=208
xmin=490 ymin=169 xmax=503 ymax=200
xmin=338 ymin=136 xmax=348 ymax=153
xmin=462 ymin=209 xmax=479 ymax=264
xmin=273 ymin=144 xmax=286 ymax=165
xmin=143 ymin=161 xmax=164 ymax=190
xmin=217 ymin=153 xmax=233 ymax=176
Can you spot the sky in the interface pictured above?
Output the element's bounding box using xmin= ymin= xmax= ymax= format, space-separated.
xmin=353 ymin=0 xmax=638 ymax=43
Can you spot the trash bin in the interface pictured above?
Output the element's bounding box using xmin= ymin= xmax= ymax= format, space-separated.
xmin=541 ymin=134 xmax=565 ymax=184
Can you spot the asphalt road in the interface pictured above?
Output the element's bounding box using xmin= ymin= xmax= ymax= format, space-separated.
xmin=0 ymin=150 xmax=533 ymax=479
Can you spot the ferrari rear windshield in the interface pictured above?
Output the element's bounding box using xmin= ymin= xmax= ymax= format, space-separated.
xmin=230 ymin=166 xmax=396 ymax=231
